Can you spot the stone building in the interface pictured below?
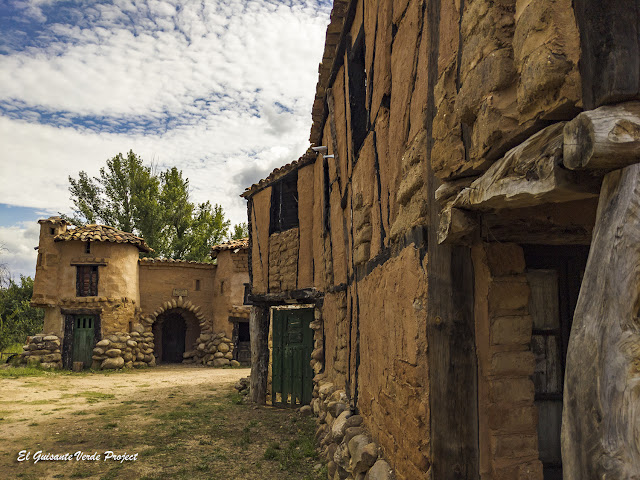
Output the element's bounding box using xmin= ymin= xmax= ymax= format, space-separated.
xmin=244 ymin=1 xmax=640 ymax=479
xmin=27 ymin=216 xmax=249 ymax=370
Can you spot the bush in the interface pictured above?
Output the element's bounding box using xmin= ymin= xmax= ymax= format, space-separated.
xmin=0 ymin=276 xmax=44 ymax=351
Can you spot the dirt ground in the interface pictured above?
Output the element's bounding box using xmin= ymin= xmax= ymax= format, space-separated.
xmin=0 ymin=365 xmax=325 ymax=480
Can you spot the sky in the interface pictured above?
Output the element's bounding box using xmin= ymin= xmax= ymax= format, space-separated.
xmin=0 ymin=0 xmax=332 ymax=279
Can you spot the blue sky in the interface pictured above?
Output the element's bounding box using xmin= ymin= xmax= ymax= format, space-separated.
xmin=0 ymin=0 xmax=332 ymax=279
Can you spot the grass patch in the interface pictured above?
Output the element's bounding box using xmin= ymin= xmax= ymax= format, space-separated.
xmin=63 ymin=391 xmax=116 ymax=403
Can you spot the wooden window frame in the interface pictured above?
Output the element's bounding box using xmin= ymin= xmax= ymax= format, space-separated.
xmin=76 ymin=265 xmax=99 ymax=297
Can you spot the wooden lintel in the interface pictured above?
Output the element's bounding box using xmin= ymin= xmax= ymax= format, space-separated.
xmin=453 ymin=123 xmax=601 ymax=212
xmin=248 ymin=288 xmax=324 ymax=305
xmin=564 ymin=101 xmax=640 ymax=171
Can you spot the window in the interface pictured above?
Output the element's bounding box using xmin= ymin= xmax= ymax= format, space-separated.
xmin=76 ymin=265 xmax=99 ymax=297
xmin=348 ymin=27 xmax=368 ymax=155
xmin=269 ymin=171 xmax=299 ymax=234
xmin=85 ymin=242 xmax=91 ymax=254
xmin=50 ymin=228 xmax=55 ymax=235
xmin=195 ymin=279 xmax=201 ymax=291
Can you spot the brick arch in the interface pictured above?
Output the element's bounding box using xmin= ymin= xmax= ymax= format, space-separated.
xmin=142 ymin=297 xmax=207 ymax=332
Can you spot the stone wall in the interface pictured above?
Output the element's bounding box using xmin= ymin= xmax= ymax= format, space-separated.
xmin=19 ymin=333 xmax=62 ymax=369
xmin=183 ymin=331 xmax=238 ymax=367
xmin=91 ymin=325 xmax=155 ymax=369
xmin=473 ymin=243 xmax=541 ymax=479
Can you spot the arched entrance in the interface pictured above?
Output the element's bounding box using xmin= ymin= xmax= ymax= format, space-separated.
xmin=152 ymin=308 xmax=200 ymax=363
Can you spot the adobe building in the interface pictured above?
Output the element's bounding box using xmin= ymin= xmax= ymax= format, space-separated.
xmin=243 ymin=1 xmax=640 ymax=480
xmin=25 ymin=216 xmax=250 ymax=370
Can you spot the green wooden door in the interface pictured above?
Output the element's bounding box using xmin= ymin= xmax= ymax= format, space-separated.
xmin=73 ymin=316 xmax=95 ymax=367
xmin=272 ymin=308 xmax=314 ymax=406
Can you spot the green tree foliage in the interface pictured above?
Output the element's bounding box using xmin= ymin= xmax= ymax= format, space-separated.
xmin=0 ymin=276 xmax=44 ymax=351
xmin=230 ymin=222 xmax=249 ymax=240
xmin=66 ymin=151 xmax=231 ymax=262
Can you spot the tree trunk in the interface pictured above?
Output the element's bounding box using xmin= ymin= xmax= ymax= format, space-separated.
xmin=249 ymin=305 xmax=269 ymax=404
xmin=562 ymin=163 xmax=640 ymax=478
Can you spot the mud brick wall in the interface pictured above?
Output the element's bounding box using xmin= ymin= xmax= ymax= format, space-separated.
xmin=473 ymin=243 xmax=541 ymax=479
xmin=267 ymin=228 xmax=299 ymax=293
xmin=432 ymin=0 xmax=581 ymax=179
xmin=356 ymin=247 xmax=429 ymax=479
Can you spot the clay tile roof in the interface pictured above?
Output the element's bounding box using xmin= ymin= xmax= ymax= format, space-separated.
xmin=241 ymin=149 xmax=316 ymax=198
xmin=210 ymin=238 xmax=249 ymax=258
xmin=54 ymin=224 xmax=153 ymax=252
xmin=138 ymin=258 xmax=214 ymax=266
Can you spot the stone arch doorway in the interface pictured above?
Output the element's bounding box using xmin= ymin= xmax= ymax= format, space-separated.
xmin=152 ymin=308 xmax=200 ymax=363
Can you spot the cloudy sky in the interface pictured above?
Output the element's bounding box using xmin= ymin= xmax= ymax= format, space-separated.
xmin=0 ymin=0 xmax=331 ymax=279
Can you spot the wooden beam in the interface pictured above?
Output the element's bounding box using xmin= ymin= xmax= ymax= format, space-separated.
xmin=437 ymin=204 xmax=478 ymax=245
xmin=564 ymin=102 xmax=640 ymax=171
xmin=249 ymin=305 xmax=270 ymax=404
xmin=562 ymin=163 xmax=640 ymax=478
xmin=453 ymin=123 xmax=600 ymax=211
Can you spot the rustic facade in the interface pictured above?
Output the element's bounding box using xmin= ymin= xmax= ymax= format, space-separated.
xmin=244 ymin=1 xmax=640 ymax=479
xmin=27 ymin=217 xmax=249 ymax=370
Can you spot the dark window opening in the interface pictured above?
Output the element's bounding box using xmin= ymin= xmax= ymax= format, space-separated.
xmin=85 ymin=242 xmax=91 ymax=254
xmin=195 ymin=279 xmax=201 ymax=291
xmin=323 ymin=158 xmax=331 ymax=235
xmin=348 ymin=27 xmax=368 ymax=155
xmin=76 ymin=265 xmax=99 ymax=297
xmin=238 ymin=322 xmax=250 ymax=342
xmin=524 ymin=245 xmax=589 ymax=480
xmin=50 ymin=228 xmax=55 ymax=235
xmin=269 ymin=171 xmax=299 ymax=234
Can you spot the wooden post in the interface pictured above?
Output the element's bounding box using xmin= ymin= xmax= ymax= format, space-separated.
xmin=573 ymin=0 xmax=640 ymax=109
xmin=249 ymin=305 xmax=270 ymax=404
xmin=562 ymin=163 xmax=640 ymax=478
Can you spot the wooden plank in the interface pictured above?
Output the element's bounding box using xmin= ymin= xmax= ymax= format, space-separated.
xmin=249 ymin=305 xmax=270 ymax=404
xmin=573 ymin=0 xmax=640 ymax=109
xmin=562 ymin=164 xmax=640 ymax=478
xmin=564 ymin=102 xmax=640 ymax=171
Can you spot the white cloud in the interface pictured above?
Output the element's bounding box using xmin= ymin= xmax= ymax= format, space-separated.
xmin=0 ymin=0 xmax=331 ymax=257
xmin=0 ymin=221 xmax=40 ymax=279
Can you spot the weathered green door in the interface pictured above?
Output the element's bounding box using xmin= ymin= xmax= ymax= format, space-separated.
xmin=73 ymin=316 xmax=95 ymax=367
xmin=272 ymin=308 xmax=314 ymax=406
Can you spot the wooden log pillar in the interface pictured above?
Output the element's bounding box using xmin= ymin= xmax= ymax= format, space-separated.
xmin=249 ymin=304 xmax=270 ymax=404
xmin=562 ymin=163 xmax=640 ymax=478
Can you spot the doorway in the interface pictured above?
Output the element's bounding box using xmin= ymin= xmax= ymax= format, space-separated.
xmin=160 ymin=312 xmax=186 ymax=363
xmin=72 ymin=315 xmax=95 ymax=368
xmin=271 ymin=308 xmax=314 ymax=406
xmin=523 ymin=245 xmax=589 ymax=480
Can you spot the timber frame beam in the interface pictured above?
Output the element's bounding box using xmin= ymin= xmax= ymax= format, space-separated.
xmin=438 ymin=102 xmax=640 ymax=245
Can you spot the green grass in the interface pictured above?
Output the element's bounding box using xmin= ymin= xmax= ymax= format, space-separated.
xmin=0 ymin=343 xmax=23 ymax=364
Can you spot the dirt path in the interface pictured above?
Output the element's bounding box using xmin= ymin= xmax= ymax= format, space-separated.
xmin=0 ymin=366 xmax=324 ymax=480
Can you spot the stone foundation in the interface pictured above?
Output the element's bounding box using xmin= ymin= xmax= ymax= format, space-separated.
xmin=19 ymin=333 xmax=62 ymax=369
xmin=92 ymin=324 xmax=155 ymax=369
xmin=183 ymin=331 xmax=239 ymax=367
xmin=312 ymin=384 xmax=395 ymax=480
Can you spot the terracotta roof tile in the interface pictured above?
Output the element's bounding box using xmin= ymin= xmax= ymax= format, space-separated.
xmin=138 ymin=258 xmax=215 ymax=266
xmin=210 ymin=238 xmax=249 ymax=258
xmin=54 ymin=224 xmax=152 ymax=252
xmin=241 ymin=149 xmax=316 ymax=198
